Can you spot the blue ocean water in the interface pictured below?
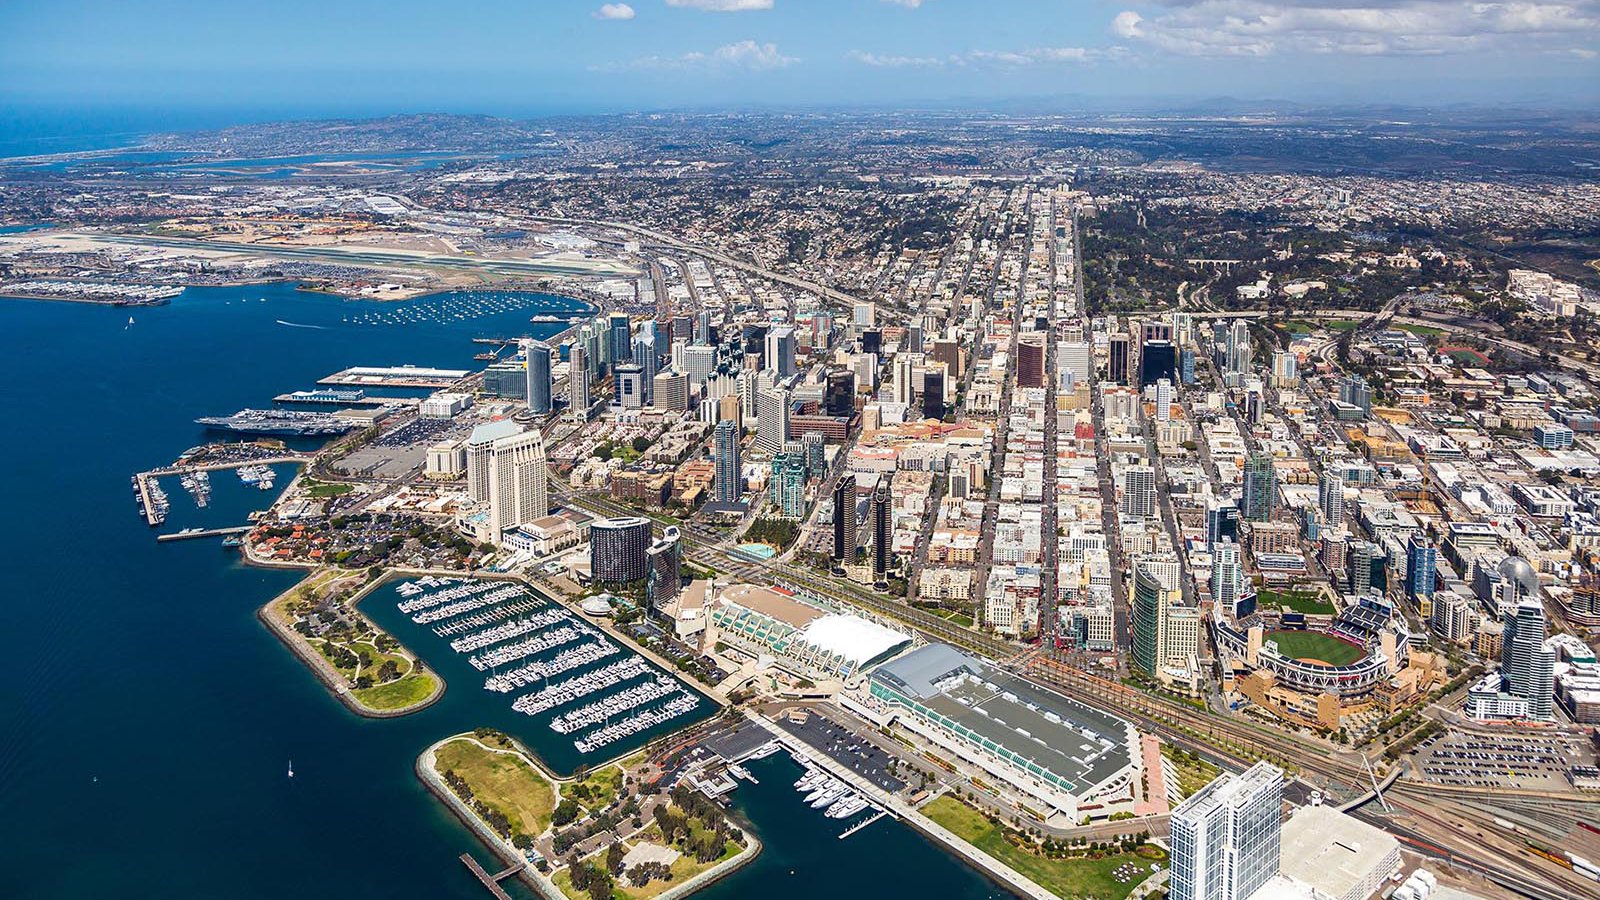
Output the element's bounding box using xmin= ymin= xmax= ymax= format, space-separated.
xmin=0 ymin=282 xmax=1016 ymax=900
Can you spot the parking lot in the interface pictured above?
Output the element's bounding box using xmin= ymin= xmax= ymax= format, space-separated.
xmin=333 ymin=415 xmax=466 ymax=479
xmin=1414 ymin=729 xmax=1594 ymax=792
xmin=777 ymin=709 xmax=906 ymax=793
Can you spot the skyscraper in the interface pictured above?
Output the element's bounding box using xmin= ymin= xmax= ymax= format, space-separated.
xmin=802 ymin=430 xmax=826 ymax=477
xmin=465 ymin=422 xmax=548 ymax=543
xmin=523 ymin=339 xmax=553 ymax=415
xmin=632 ymin=331 xmax=659 ymax=404
xmin=614 ymin=363 xmax=645 ymax=409
xmin=1319 ymin=469 xmax=1345 ymax=528
xmin=768 ymin=447 xmax=808 ymax=518
xmin=606 ymin=312 xmax=632 ymax=370
xmin=1206 ymin=501 xmax=1240 ymax=551
xmin=1170 ymin=762 xmax=1284 ymax=900
xmin=1406 ymin=534 xmax=1437 ymax=602
xmin=645 ymin=526 xmax=682 ymax=608
xmin=1132 ymin=564 xmax=1169 ymax=676
xmin=1212 ymin=539 xmax=1243 ymax=616
xmin=1109 ymin=332 xmax=1131 ymax=385
xmin=590 ymin=517 xmax=652 ymax=583
xmin=871 ymin=476 xmax=893 ymax=586
xmin=1269 ymin=349 xmax=1297 ymax=388
xmin=1241 ymin=453 xmax=1278 ymax=522
xmin=766 ymin=325 xmax=796 ymax=377
xmin=1225 ymin=321 xmax=1253 ymax=380
xmin=921 ymin=366 xmax=946 ymax=419
xmin=651 ymin=370 xmax=689 ymax=412
xmin=1060 ymin=340 xmax=1092 ymax=386
xmin=1339 ymin=374 xmax=1373 ymax=416
xmin=755 ymin=386 xmax=790 ymax=454
xmin=1122 ymin=466 xmax=1157 ymax=520
xmin=1017 ymin=336 xmax=1045 ymax=387
xmin=1501 ymin=595 xmax=1556 ymax=720
xmin=568 ymin=344 xmax=591 ymax=422
xmin=1154 ymin=378 xmax=1173 ymax=423
xmin=713 ymin=419 xmax=742 ymax=504
xmin=832 ymin=473 xmax=857 ymax=570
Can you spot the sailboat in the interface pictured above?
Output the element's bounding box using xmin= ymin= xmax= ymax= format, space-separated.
xmin=126 ymin=316 xmax=135 ymax=329
xmin=287 ymin=759 xmax=295 ymax=779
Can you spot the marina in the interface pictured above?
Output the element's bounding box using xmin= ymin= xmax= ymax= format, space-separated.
xmin=367 ymin=575 xmax=713 ymax=773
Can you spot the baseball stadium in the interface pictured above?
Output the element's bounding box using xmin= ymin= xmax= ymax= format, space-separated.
xmin=1214 ymin=595 xmax=1410 ymax=698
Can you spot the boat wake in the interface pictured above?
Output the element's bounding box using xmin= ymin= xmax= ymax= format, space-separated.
xmin=275 ymin=319 xmax=329 ymax=330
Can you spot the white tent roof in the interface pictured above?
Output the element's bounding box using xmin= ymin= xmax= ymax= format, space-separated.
xmin=796 ymin=613 xmax=910 ymax=666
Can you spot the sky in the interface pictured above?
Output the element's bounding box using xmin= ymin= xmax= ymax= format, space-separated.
xmin=1 ymin=0 xmax=1597 ymax=123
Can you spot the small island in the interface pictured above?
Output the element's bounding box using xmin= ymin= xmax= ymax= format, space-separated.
xmin=260 ymin=568 xmax=443 ymax=716
xmin=420 ymin=730 xmax=758 ymax=900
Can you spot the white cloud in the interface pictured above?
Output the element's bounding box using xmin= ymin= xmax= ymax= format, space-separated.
xmin=664 ymin=0 xmax=774 ymax=10
xmin=1111 ymin=0 xmax=1600 ymax=57
xmin=882 ymin=0 xmax=926 ymax=7
xmin=600 ymin=39 xmax=797 ymax=71
xmin=594 ymin=3 xmax=636 ymax=19
xmin=849 ymin=46 xmax=1118 ymax=67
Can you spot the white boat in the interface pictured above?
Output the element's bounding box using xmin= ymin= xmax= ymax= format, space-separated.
xmin=748 ymin=742 xmax=782 ymax=760
xmin=828 ymin=796 xmax=869 ymax=819
xmin=810 ymin=786 xmax=846 ymax=809
xmin=287 ymin=759 xmax=294 ymax=779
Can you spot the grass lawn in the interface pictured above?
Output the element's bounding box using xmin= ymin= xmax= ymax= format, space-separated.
xmin=1264 ymin=630 xmax=1365 ymax=666
xmin=355 ymin=672 xmax=438 ymax=709
xmin=924 ymin=607 xmax=976 ymax=627
xmin=553 ymin=823 xmax=741 ymax=900
xmin=1255 ymin=588 xmax=1335 ymax=615
xmin=923 ymin=796 xmax=1164 ymax=900
xmin=302 ymin=480 xmax=354 ymax=498
xmin=1444 ymin=347 xmax=1491 ymax=366
xmin=1324 ymin=319 xmax=1360 ymax=331
xmin=567 ymin=764 xmax=624 ymax=812
xmin=1394 ymin=323 xmax=1446 ymax=337
xmin=1160 ymin=744 xmax=1221 ymax=800
xmin=435 ymin=736 xmax=557 ymax=837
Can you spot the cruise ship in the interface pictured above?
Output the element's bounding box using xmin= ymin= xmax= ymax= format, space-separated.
xmin=195 ymin=409 xmax=362 ymax=437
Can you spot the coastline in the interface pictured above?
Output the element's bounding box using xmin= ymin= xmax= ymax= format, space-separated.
xmin=256 ymin=568 xmax=446 ymax=719
xmin=1 ymin=275 xmax=604 ymax=309
xmin=416 ymin=734 xmax=763 ymax=900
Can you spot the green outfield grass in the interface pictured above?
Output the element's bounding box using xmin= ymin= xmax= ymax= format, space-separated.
xmin=1263 ymin=630 xmax=1365 ymax=666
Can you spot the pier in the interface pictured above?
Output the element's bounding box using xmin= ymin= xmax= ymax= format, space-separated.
xmin=273 ymin=391 xmax=409 ymax=408
xmin=457 ymin=853 xmax=521 ymax=900
xmin=319 ymin=364 xmax=468 ymax=389
xmin=156 ymin=525 xmax=251 ymax=542
xmin=135 ymin=473 xmax=163 ymax=526
xmin=839 ymin=809 xmax=888 ymax=839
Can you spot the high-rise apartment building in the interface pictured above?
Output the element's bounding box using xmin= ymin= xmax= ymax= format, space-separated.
xmin=523 ymin=339 xmax=552 ymax=415
xmin=713 ymin=419 xmax=741 ymax=504
xmin=1241 ymin=453 xmax=1278 ymax=522
xmin=1170 ymin=762 xmax=1284 ymax=900
xmin=832 ymin=473 xmax=857 ymax=569
xmin=755 ymin=386 xmax=791 ymax=454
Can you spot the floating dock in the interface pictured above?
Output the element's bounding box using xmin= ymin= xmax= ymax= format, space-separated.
xmin=319 ymin=364 xmax=468 ymax=388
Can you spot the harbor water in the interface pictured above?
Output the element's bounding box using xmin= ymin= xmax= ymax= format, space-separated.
xmin=0 ymin=282 xmax=1016 ymax=900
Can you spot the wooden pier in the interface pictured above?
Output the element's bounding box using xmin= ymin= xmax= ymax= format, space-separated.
xmin=458 ymin=853 xmax=522 ymax=900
